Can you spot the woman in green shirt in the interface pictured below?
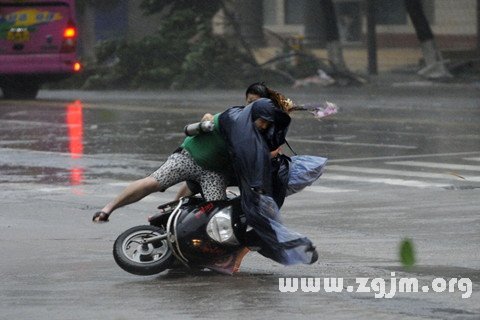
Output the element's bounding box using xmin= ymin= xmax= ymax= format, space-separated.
xmin=93 ymin=83 xmax=274 ymax=223
xmin=92 ymin=114 xmax=233 ymax=222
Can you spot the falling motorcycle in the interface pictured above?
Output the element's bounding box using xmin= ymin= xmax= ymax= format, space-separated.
xmin=113 ymin=112 xmax=333 ymax=276
xmin=113 ymin=195 xmax=250 ymax=275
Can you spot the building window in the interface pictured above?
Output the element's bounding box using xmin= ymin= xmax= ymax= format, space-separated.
xmin=374 ymin=0 xmax=407 ymax=25
xmin=284 ymin=0 xmax=306 ymax=24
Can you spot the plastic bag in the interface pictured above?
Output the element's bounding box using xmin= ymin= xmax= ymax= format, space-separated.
xmin=286 ymin=155 xmax=328 ymax=196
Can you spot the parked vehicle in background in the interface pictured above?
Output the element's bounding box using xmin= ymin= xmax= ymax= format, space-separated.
xmin=0 ymin=0 xmax=80 ymax=99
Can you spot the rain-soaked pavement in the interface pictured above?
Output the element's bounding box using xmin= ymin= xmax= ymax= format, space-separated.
xmin=1 ymin=79 xmax=479 ymax=319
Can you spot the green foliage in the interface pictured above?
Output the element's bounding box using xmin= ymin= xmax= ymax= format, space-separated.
xmin=95 ymin=40 xmax=119 ymax=64
xmin=65 ymin=0 xmax=316 ymax=90
xmin=74 ymin=2 xmax=292 ymax=90
xmin=83 ymin=9 xmax=200 ymax=89
xmin=173 ymin=36 xmax=255 ymax=89
xmin=70 ymin=0 xmax=300 ymax=90
xmin=399 ymin=238 xmax=416 ymax=267
xmin=79 ymin=5 xmax=272 ymax=89
xmin=140 ymin=0 xmax=222 ymax=22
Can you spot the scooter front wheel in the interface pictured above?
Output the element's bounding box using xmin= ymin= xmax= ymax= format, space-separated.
xmin=113 ymin=225 xmax=175 ymax=276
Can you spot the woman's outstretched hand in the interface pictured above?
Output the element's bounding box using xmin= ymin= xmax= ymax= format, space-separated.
xmin=92 ymin=211 xmax=110 ymax=223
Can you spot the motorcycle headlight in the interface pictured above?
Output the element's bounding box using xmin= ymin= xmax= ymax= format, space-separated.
xmin=206 ymin=207 xmax=239 ymax=245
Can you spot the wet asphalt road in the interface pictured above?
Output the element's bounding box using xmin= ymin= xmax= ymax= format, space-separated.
xmin=1 ymin=80 xmax=480 ymax=319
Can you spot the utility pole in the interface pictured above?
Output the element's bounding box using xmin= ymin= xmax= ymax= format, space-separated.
xmin=78 ymin=3 xmax=96 ymax=62
xmin=366 ymin=0 xmax=377 ymax=75
xmin=477 ymin=0 xmax=480 ymax=49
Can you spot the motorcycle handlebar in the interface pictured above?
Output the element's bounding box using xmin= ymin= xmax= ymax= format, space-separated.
xmin=184 ymin=121 xmax=214 ymax=136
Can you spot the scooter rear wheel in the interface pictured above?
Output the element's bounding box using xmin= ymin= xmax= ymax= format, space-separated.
xmin=113 ymin=225 xmax=175 ymax=276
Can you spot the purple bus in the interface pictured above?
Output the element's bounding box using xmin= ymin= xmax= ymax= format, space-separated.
xmin=0 ymin=0 xmax=80 ymax=99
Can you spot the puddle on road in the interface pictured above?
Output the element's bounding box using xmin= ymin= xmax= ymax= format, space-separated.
xmin=0 ymin=99 xmax=185 ymax=156
xmin=0 ymin=100 xmax=182 ymax=187
xmin=0 ymin=165 xmax=73 ymax=185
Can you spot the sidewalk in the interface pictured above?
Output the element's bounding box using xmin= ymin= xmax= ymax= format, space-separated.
xmin=254 ymin=47 xmax=423 ymax=73
xmin=254 ymin=46 xmax=480 ymax=90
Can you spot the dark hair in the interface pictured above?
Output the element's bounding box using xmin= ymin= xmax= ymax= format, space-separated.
xmin=245 ymin=82 xmax=269 ymax=99
xmin=246 ymin=82 xmax=295 ymax=114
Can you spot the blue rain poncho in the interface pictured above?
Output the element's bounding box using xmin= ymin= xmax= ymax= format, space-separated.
xmin=219 ymin=98 xmax=317 ymax=265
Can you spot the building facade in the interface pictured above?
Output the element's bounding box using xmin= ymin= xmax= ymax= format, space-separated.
xmin=263 ymin=0 xmax=478 ymax=49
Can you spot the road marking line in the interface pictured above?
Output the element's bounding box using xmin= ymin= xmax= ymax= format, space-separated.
xmin=0 ymin=119 xmax=66 ymax=127
xmin=329 ymin=151 xmax=480 ymax=163
xmin=38 ymin=187 xmax=73 ymax=192
xmin=287 ymin=138 xmax=417 ymax=150
xmin=107 ymin=182 xmax=131 ymax=187
xmin=464 ymin=157 xmax=480 ymax=162
xmin=322 ymin=174 xmax=450 ymax=188
xmin=327 ymin=165 xmax=480 ymax=181
xmin=304 ymin=186 xmax=357 ymax=193
xmin=386 ymin=161 xmax=480 ymax=172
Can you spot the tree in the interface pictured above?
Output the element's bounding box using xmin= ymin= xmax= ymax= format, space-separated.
xmin=141 ymin=0 xmax=258 ymax=64
xmin=404 ymin=0 xmax=452 ymax=79
xmin=140 ymin=0 xmax=222 ymax=24
xmin=79 ymin=0 xmax=294 ymax=89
